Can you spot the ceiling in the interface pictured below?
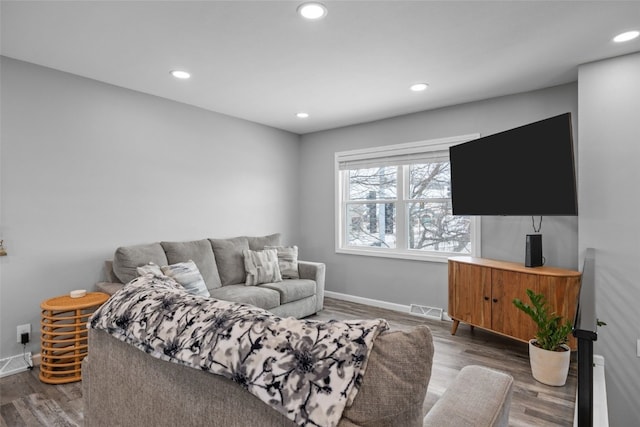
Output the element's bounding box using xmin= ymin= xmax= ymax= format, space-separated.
xmin=1 ymin=1 xmax=639 ymax=135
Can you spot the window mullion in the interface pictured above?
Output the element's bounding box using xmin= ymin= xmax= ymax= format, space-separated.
xmin=395 ymin=165 xmax=407 ymax=250
xmin=340 ymin=171 xmax=349 ymax=248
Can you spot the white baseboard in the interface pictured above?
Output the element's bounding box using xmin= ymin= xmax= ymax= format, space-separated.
xmin=324 ymin=290 xmax=451 ymax=321
xmin=592 ymin=355 xmax=608 ymax=427
xmin=574 ymin=354 xmax=608 ymax=427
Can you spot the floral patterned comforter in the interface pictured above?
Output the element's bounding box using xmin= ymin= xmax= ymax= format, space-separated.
xmin=89 ymin=275 xmax=389 ymax=427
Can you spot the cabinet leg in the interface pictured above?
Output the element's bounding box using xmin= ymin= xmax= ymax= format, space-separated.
xmin=451 ymin=319 xmax=460 ymax=335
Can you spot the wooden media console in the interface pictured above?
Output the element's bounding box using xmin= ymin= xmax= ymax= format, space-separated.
xmin=448 ymin=256 xmax=581 ymax=350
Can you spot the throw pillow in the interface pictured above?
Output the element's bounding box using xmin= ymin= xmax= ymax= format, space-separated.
xmin=161 ymin=260 xmax=210 ymax=297
xmin=243 ymin=249 xmax=282 ymax=286
xmin=136 ymin=262 xmax=164 ymax=277
xmin=264 ymin=245 xmax=299 ymax=279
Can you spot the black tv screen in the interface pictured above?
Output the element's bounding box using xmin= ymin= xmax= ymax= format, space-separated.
xmin=449 ymin=113 xmax=578 ymax=216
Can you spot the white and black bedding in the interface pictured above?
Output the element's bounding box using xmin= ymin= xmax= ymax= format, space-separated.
xmin=89 ymin=274 xmax=389 ymax=427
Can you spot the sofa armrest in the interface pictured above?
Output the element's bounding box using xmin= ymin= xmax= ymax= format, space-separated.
xmin=96 ymin=282 xmax=124 ymax=296
xmin=423 ymin=365 xmax=513 ymax=427
xmin=298 ymin=261 xmax=325 ymax=313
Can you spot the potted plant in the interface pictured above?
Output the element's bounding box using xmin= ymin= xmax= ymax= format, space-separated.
xmin=513 ymin=289 xmax=573 ymax=386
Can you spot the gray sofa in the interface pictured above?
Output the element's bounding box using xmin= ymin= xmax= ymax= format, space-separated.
xmin=96 ymin=233 xmax=325 ymax=318
xmin=84 ymin=324 xmax=514 ymax=427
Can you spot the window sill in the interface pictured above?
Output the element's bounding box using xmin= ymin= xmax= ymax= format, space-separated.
xmin=335 ymin=247 xmax=467 ymax=263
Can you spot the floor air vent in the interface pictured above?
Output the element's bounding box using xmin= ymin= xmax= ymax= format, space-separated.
xmin=0 ymin=352 xmax=32 ymax=378
xmin=409 ymin=304 xmax=443 ymax=320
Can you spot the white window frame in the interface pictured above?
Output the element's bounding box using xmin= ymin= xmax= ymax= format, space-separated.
xmin=335 ymin=134 xmax=482 ymax=262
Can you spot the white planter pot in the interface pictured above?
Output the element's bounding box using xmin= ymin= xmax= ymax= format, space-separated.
xmin=528 ymin=339 xmax=571 ymax=386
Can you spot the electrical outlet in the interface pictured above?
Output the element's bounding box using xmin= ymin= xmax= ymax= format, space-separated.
xmin=17 ymin=324 xmax=31 ymax=343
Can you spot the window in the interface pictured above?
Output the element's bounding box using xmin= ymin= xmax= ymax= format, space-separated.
xmin=335 ymin=134 xmax=481 ymax=262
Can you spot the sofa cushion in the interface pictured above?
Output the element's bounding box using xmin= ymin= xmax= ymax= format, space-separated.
xmin=210 ymin=237 xmax=250 ymax=286
xmin=341 ymin=326 xmax=434 ymax=426
xmin=161 ymin=239 xmax=222 ymax=290
xmin=265 ymin=245 xmax=299 ymax=279
xmin=243 ymin=249 xmax=282 ymax=286
xmin=423 ymin=365 xmax=513 ymax=427
xmin=161 ymin=261 xmax=210 ymax=297
xmin=113 ymin=243 xmax=169 ymax=284
xmin=96 ymin=282 xmax=125 ymax=295
xmin=247 ymin=233 xmax=282 ymax=251
xmin=259 ymin=279 xmax=315 ymax=304
xmin=209 ymin=284 xmax=280 ymax=310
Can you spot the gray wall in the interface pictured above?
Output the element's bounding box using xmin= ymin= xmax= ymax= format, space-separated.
xmin=299 ymin=83 xmax=579 ymax=310
xmin=3 ymin=52 xmax=631 ymax=423
xmin=578 ymin=52 xmax=640 ymax=427
xmin=0 ymin=57 xmax=301 ymax=359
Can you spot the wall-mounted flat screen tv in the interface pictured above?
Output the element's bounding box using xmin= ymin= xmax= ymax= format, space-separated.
xmin=449 ymin=112 xmax=578 ymax=216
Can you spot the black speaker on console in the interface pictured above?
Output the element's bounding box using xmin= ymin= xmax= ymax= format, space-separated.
xmin=525 ymin=234 xmax=543 ymax=267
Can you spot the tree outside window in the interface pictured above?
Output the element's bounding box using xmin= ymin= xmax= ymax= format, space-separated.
xmin=336 ymin=134 xmax=480 ymax=261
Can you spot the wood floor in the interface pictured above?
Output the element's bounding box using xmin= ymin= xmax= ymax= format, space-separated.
xmin=0 ymin=297 xmax=576 ymax=426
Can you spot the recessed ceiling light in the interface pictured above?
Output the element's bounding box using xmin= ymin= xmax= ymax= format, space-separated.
xmin=297 ymin=2 xmax=327 ymax=20
xmin=613 ymin=30 xmax=639 ymax=43
xmin=296 ymin=112 xmax=310 ymax=119
xmin=170 ymin=70 xmax=191 ymax=79
xmin=410 ymin=83 xmax=429 ymax=92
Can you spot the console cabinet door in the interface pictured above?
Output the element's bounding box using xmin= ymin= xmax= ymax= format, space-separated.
xmin=538 ymin=275 xmax=580 ymax=349
xmin=449 ymin=262 xmax=491 ymax=329
xmin=491 ymin=269 xmax=539 ymax=341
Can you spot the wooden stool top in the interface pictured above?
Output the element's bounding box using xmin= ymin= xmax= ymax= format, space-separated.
xmin=41 ymin=292 xmax=109 ymax=310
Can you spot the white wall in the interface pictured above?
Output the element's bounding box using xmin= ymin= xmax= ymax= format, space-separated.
xmin=0 ymin=57 xmax=301 ymax=359
xmin=299 ymin=83 xmax=579 ymax=310
xmin=578 ymin=52 xmax=640 ymax=427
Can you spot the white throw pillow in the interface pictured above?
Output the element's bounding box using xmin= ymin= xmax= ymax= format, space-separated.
xmin=161 ymin=260 xmax=210 ymax=297
xmin=243 ymin=249 xmax=282 ymax=286
xmin=264 ymin=245 xmax=299 ymax=279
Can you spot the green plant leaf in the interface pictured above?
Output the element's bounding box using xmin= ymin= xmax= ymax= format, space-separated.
xmin=512 ymin=288 xmax=572 ymax=351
